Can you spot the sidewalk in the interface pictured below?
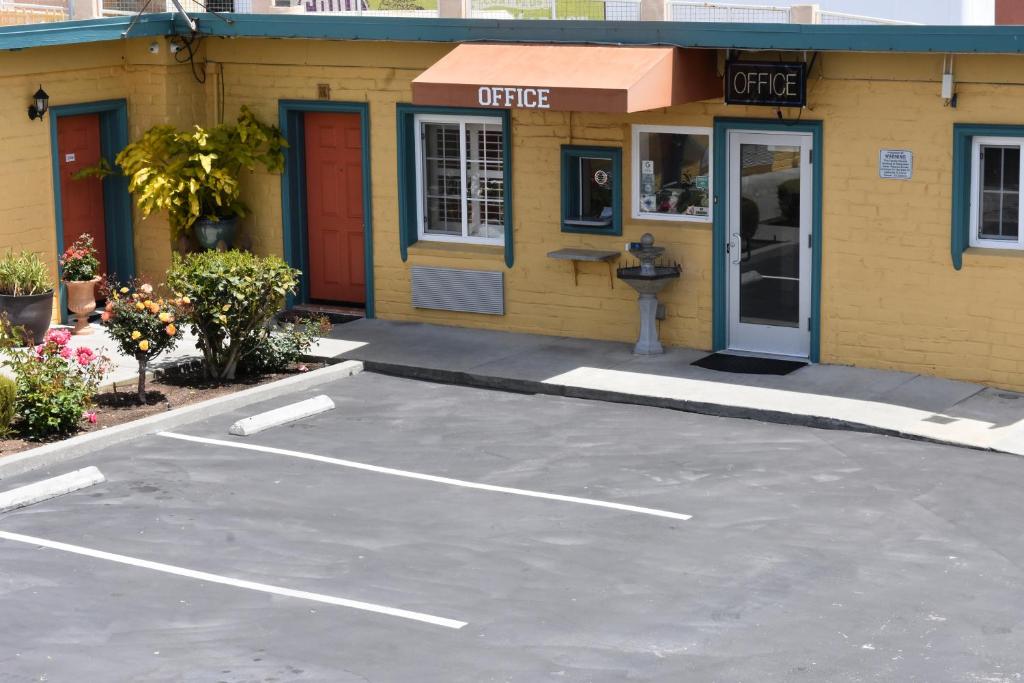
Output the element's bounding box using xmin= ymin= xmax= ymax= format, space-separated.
xmin=324 ymin=319 xmax=1024 ymax=457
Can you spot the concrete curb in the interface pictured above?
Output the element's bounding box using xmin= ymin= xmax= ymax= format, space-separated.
xmin=360 ymin=360 xmax=999 ymax=456
xmin=229 ymin=395 xmax=335 ymax=436
xmin=0 ymin=361 xmax=364 ymax=481
xmin=0 ymin=466 xmax=106 ymax=513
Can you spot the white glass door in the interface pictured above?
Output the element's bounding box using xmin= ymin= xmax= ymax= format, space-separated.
xmin=727 ymin=131 xmax=812 ymax=357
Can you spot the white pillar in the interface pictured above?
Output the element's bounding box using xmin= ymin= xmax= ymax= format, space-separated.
xmin=70 ymin=0 xmax=101 ymax=20
xmin=640 ymin=0 xmax=664 ymax=22
xmin=790 ymin=3 xmax=819 ymax=23
xmin=438 ymin=0 xmax=462 ymax=17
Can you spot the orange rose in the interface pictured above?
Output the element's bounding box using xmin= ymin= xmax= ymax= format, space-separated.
xmin=165 ymin=324 xmax=177 ymax=336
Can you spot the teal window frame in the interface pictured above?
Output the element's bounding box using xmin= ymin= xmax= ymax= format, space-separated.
xmin=951 ymin=123 xmax=1024 ymax=269
xmin=560 ymin=145 xmax=622 ymax=237
xmin=396 ymin=104 xmax=514 ymax=268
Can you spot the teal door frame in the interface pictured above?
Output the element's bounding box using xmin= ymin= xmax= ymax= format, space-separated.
xmin=279 ymin=100 xmax=374 ymax=318
xmin=49 ymin=98 xmax=134 ymax=322
xmin=712 ymin=117 xmax=823 ymax=362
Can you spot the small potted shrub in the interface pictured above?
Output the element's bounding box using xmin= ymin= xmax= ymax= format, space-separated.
xmin=101 ymin=281 xmax=185 ymax=404
xmin=60 ymin=233 xmax=101 ymax=335
xmin=0 ymin=251 xmax=54 ymax=345
xmin=112 ymin=107 xmax=286 ymax=251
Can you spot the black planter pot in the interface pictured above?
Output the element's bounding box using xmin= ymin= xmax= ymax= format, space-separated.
xmin=193 ymin=217 xmax=238 ymax=251
xmin=0 ymin=290 xmax=54 ymax=345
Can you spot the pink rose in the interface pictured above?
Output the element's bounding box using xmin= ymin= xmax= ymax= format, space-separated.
xmin=60 ymin=346 xmax=72 ymax=359
xmin=84 ymin=411 xmax=97 ymax=424
xmin=45 ymin=328 xmax=71 ymax=347
xmin=75 ymin=347 xmax=96 ymax=366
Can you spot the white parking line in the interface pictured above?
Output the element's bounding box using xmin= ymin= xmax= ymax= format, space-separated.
xmin=158 ymin=432 xmax=692 ymax=521
xmin=0 ymin=530 xmax=467 ymax=630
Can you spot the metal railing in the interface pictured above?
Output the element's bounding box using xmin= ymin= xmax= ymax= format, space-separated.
xmin=818 ymin=9 xmax=916 ymax=25
xmin=467 ymin=0 xmax=638 ymax=20
xmin=0 ymin=0 xmax=68 ymax=23
xmin=100 ymin=0 xmax=250 ymax=13
xmin=665 ymin=1 xmax=788 ymax=23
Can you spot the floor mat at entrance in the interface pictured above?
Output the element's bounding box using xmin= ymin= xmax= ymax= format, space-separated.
xmin=691 ymin=353 xmax=807 ymax=376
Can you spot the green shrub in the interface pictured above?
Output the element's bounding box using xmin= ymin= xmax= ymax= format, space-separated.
xmin=0 ymin=375 xmax=15 ymax=437
xmin=0 ymin=251 xmax=53 ymax=296
xmin=167 ymin=250 xmax=300 ymax=381
xmin=238 ymin=316 xmax=329 ymax=376
xmin=5 ymin=328 xmax=106 ymax=440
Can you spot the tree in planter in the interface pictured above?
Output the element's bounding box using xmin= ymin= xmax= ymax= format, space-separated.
xmin=101 ymin=282 xmax=185 ymax=403
xmin=167 ymin=250 xmax=302 ymax=381
xmin=99 ymin=107 xmax=286 ymax=248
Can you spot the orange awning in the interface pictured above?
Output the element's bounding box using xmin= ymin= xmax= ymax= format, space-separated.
xmin=411 ymin=44 xmax=721 ymax=114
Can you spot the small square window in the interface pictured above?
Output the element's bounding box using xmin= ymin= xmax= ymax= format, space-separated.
xmin=970 ymin=136 xmax=1024 ymax=249
xmin=632 ymin=125 xmax=712 ymax=222
xmin=561 ymin=146 xmax=621 ymax=236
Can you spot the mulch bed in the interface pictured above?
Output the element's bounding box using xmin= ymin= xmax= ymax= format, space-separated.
xmin=0 ymin=362 xmax=324 ymax=459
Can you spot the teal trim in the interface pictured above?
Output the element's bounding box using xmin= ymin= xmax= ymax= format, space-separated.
xmin=0 ymin=15 xmax=172 ymax=51
xmin=560 ymin=145 xmax=622 ymax=236
xmin=9 ymin=13 xmax=1024 ymax=55
xmin=49 ymin=99 xmax=133 ymax=323
xmin=950 ymin=123 xmax=1024 ymax=270
xmin=712 ymin=116 xmax=823 ymax=362
xmin=279 ymin=100 xmax=374 ymax=318
xmin=396 ymin=104 xmax=514 ymax=268
xmin=166 ymin=14 xmax=1024 ymax=56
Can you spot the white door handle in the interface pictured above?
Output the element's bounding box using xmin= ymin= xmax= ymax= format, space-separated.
xmin=729 ymin=233 xmax=741 ymax=265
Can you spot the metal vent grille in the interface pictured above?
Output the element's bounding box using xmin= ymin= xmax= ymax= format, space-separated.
xmin=411 ymin=267 xmax=504 ymax=315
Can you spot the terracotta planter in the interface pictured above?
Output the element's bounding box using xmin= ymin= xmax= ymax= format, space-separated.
xmin=65 ymin=277 xmax=100 ymax=335
xmin=0 ymin=290 xmax=54 ymax=345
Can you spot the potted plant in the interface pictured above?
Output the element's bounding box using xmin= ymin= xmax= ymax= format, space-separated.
xmin=0 ymin=251 xmax=54 ymax=345
xmin=112 ymin=107 xmax=286 ymax=251
xmin=60 ymin=233 xmax=101 ymax=335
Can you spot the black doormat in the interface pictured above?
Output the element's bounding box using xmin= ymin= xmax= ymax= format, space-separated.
xmin=691 ymin=352 xmax=807 ymax=376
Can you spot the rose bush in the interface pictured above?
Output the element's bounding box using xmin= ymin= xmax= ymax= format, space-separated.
xmin=101 ymin=282 xmax=185 ymax=403
xmin=4 ymin=328 xmax=107 ymax=439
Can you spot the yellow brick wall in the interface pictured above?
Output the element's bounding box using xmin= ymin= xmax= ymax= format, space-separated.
xmin=203 ymin=40 xmax=1024 ymax=390
xmin=0 ymin=37 xmax=206 ymax=320
xmin=9 ymin=37 xmax=1024 ymax=390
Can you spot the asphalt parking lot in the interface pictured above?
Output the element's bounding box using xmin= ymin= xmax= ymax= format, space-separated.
xmin=1 ymin=371 xmax=1023 ymax=682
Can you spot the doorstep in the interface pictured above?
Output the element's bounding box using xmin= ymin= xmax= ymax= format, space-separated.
xmin=322 ymin=319 xmax=1024 ymax=457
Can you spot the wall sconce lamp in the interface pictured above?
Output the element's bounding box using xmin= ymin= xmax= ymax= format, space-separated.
xmin=27 ymin=86 xmax=49 ymax=121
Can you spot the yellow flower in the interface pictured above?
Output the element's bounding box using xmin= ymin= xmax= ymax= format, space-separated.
xmin=165 ymin=324 xmax=177 ymax=336
xmin=138 ymin=339 xmax=150 ymax=351
xmin=181 ymin=296 xmax=191 ymax=305
xmin=221 ymin=304 xmax=230 ymax=312
xmin=159 ymin=312 xmax=172 ymax=323
xmin=119 ymin=287 xmax=128 ymax=294
xmin=135 ymin=302 xmax=145 ymax=310
xmin=131 ymin=330 xmax=141 ymax=340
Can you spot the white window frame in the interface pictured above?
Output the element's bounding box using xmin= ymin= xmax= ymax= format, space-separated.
xmin=969 ymin=135 xmax=1024 ymax=250
xmin=631 ymin=124 xmax=713 ymax=224
xmin=414 ymin=113 xmax=505 ymax=246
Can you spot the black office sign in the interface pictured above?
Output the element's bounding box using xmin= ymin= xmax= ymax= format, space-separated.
xmin=725 ymin=61 xmax=807 ymax=107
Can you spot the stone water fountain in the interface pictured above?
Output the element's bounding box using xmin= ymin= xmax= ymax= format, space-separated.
xmin=616 ymin=233 xmax=681 ymax=355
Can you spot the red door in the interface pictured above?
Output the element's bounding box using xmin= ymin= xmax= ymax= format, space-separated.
xmin=57 ymin=113 xmax=108 ymax=279
xmin=304 ymin=112 xmax=365 ymax=304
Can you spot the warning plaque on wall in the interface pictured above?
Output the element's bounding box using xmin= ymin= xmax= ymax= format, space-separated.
xmin=879 ymin=149 xmax=913 ymax=180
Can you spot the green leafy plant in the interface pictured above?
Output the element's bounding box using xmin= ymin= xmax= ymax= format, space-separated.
xmin=166 ymin=250 xmax=300 ymax=381
xmin=101 ymin=281 xmax=185 ymax=403
xmin=111 ymin=107 xmax=287 ymax=238
xmin=4 ymin=328 xmax=106 ymax=439
xmin=238 ymin=315 xmax=329 ymax=376
xmin=59 ymin=234 xmax=100 ymax=282
xmin=0 ymin=375 xmax=15 ymax=438
xmin=0 ymin=251 xmax=53 ymax=296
